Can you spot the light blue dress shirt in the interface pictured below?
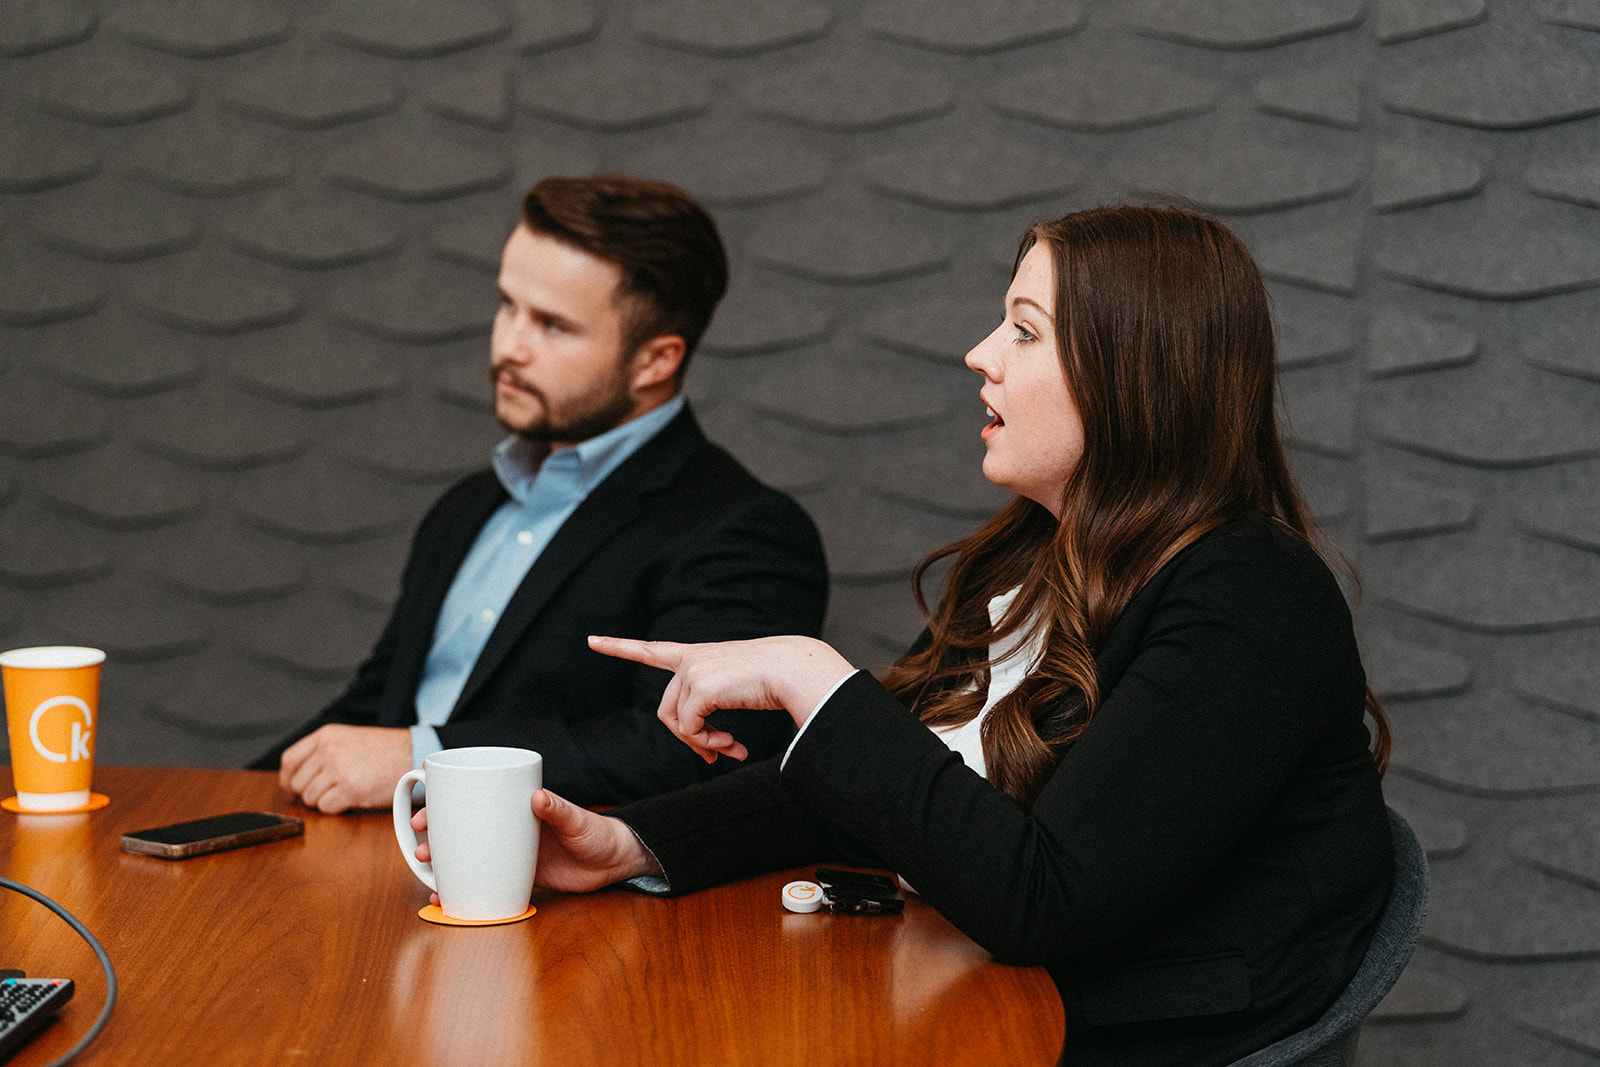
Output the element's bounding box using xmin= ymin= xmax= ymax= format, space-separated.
xmin=408 ymin=395 xmax=686 ymax=765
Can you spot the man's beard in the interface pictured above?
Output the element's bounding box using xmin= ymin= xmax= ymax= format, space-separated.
xmin=491 ymin=363 xmax=636 ymax=444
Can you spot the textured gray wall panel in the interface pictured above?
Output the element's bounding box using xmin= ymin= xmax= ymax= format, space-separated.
xmin=2 ymin=1 xmax=1599 ymax=1061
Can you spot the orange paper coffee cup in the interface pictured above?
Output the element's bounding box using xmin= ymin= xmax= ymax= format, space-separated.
xmin=1 ymin=646 xmax=104 ymax=811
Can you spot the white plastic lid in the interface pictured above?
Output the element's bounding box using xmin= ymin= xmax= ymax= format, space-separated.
xmin=781 ymin=880 xmax=824 ymax=914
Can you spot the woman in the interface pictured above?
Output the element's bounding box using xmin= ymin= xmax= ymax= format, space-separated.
xmin=418 ymin=204 xmax=1394 ymax=1067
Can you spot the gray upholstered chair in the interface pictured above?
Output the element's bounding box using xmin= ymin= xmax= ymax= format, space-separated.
xmin=1227 ymin=807 xmax=1429 ymax=1067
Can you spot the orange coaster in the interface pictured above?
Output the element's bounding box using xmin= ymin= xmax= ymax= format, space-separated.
xmin=418 ymin=904 xmax=537 ymax=927
xmin=3 ymin=793 xmax=109 ymax=814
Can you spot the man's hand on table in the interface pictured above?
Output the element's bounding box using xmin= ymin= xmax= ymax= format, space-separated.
xmin=280 ymin=724 xmax=412 ymax=813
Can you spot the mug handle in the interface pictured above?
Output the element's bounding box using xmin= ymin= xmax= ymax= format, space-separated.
xmin=392 ymin=768 xmax=436 ymax=892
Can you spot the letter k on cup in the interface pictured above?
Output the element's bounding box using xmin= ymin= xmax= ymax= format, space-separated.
xmin=2 ymin=646 xmax=104 ymax=811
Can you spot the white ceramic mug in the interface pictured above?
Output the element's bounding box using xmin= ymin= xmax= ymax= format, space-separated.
xmin=392 ymin=746 xmax=542 ymax=921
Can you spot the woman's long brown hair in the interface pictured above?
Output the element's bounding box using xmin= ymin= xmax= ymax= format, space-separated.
xmin=882 ymin=204 xmax=1391 ymax=807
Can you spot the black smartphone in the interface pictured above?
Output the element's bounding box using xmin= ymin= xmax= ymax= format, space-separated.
xmin=121 ymin=811 xmax=304 ymax=860
xmin=815 ymin=868 xmax=905 ymax=915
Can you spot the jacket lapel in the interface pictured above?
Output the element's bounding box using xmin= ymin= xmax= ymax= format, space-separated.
xmin=448 ymin=408 xmax=706 ymax=716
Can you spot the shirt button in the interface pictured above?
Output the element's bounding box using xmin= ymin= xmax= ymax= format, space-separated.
xmin=480 ymin=609 xmax=495 ymax=623
xmin=517 ymin=530 xmax=534 ymax=546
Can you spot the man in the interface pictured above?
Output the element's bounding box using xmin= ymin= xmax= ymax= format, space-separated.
xmin=251 ymin=176 xmax=828 ymax=812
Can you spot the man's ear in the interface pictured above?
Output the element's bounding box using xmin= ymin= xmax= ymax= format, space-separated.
xmin=629 ymin=334 xmax=686 ymax=392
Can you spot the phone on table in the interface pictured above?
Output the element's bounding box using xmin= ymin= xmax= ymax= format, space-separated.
xmin=815 ymin=868 xmax=905 ymax=915
xmin=121 ymin=811 xmax=304 ymax=860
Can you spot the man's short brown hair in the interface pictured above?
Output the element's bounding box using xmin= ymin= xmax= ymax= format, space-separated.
xmin=520 ymin=176 xmax=729 ymax=375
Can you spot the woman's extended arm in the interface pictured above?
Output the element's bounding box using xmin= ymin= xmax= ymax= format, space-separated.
xmin=587 ymin=634 xmax=856 ymax=762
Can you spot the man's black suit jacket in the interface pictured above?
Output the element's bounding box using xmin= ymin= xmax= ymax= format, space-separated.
xmin=251 ymin=407 xmax=829 ymax=805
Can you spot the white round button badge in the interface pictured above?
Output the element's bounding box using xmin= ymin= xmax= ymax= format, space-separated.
xmin=782 ymin=880 xmax=823 ymax=914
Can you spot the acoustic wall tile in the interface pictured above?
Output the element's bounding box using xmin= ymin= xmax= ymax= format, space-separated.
xmin=333 ymin=400 xmax=500 ymax=483
xmin=1255 ymin=63 xmax=1364 ymax=128
xmin=0 ymin=241 xmax=104 ymax=326
xmin=1369 ymin=968 xmax=1470 ymax=1021
xmin=327 ymin=0 xmax=511 ymax=58
xmin=136 ymin=652 xmax=326 ymax=738
xmin=699 ymin=281 xmax=831 ymax=357
xmin=1272 ymin=286 xmax=1355 ymax=369
xmin=423 ymin=67 xmax=512 ymax=130
xmin=1381 ymin=29 xmax=1600 ymax=130
xmin=326 ymin=132 xmax=511 ymax=203
xmin=625 ymin=126 xmax=829 ymax=208
xmin=1377 ymin=208 xmax=1600 ymax=298
xmin=984 ymin=53 xmax=1217 ymax=132
xmin=518 ymin=50 xmax=709 ymax=131
xmin=514 ymin=0 xmax=600 ymax=52
xmin=0 ymin=370 xmax=107 ymax=457
xmin=1427 ymin=861 xmax=1600 ymax=957
xmin=30 ymin=186 xmax=198 ymax=261
xmin=44 ymin=443 xmax=203 ymax=530
xmin=743 ymin=346 xmax=951 ymax=436
xmin=34 ymin=311 xmax=202 ymax=397
xmin=429 ymin=210 xmax=516 ymax=274
xmin=799 ymin=486 xmax=974 ymax=582
xmin=227 ymin=194 xmax=401 ymax=269
xmin=1361 ymin=631 xmax=1472 ymax=698
xmin=1522 ymin=304 xmax=1600 ymax=383
xmin=0 ymin=1 xmax=95 ymax=56
xmin=128 ymin=249 xmax=302 ymax=335
xmin=1512 ymin=817 xmax=1600 ymax=892
xmin=1364 ymin=470 xmax=1475 ymax=540
xmin=861 ymin=0 xmax=1083 ymax=54
xmin=432 ymin=357 xmax=495 ymax=412
xmin=694 ymin=408 xmax=830 ymax=494
xmin=1255 ymin=225 xmax=1361 ymax=294
xmin=632 ymin=0 xmax=830 ymax=56
xmin=1131 ymin=0 xmax=1365 ymax=50
xmin=1370 ymin=535 xmax=1600 ymax=633
xmin=740 ymin=48 xmax=954 ymax=132
xmin=328 ymin=261 xmax=494 ymax=344
xmin=111 ymin=0 xmax=290 ymax=58
xmin=235 ymin=458 xmax=413 ymax=544
xmin=226 ymin=58 xmax=400 ymax=128
xmin=751 ymin=194 xmax=949 ymax=285
xmin=860 ymin=131 xmax=1080 ymax=211
xmin=860 ymin=427 xmax=1011 ymax=520
xmin=125 ymin=113 xmax=292 ymax=197
xmin=1120 ymin=115 xmax=1361 ymax=214
xmin=330 ymin=535 xmax=410 ymax=612
xmin=1512 ymin=633 xmax=1600 ymax=721
xmin=0 ymin=499 xmax=109 ymax=588
xmin=0 ymin=110 xmax=98 ymax=192
xmin=863 ymin=297 xmax=995 ymax=366
xmin=143 ymin=517 xmax=304 ymax=603
xmin=1385 ymin=799 xmax=1470 ymax=857
xmin=1368 ymin=307 xmax=1478 ymax=378
xmin=46 ymin=577 xmax=212 ymax=661
xmin=223 ymin=322 xmax=403 ymax=408
xmin=1511 ymin=1000 xmax=1600 ymax=1059
xmin=1374 ymin=0 xmax=1486 ymax=44
xmin=36 ymin=54 xmax=191 ymax=126
xmin=1373 ymin=142 xmax=1483 ymax=213
xmin=1290 ymin=449 xmax=1352 ymax=521
xmin=238 ymin=590 xmax=387 ymax=679
xmin=1279 ymin=373 xmax=1356 ymax=455
xmin=1538 ymin=0 xmax=1600 ymax=32
xmin=1527 ymin=153 xmax=1600 ymax=210
xmin=1522 ymin=488 xmax=1600 ymax=555
xmin=1371 ymin=376 xmax=1600 ymax=468
xmin=134 ymin=385 xmax=304 ymax=470
xmin=1394 ymin=693 xmax=1600 ymax=796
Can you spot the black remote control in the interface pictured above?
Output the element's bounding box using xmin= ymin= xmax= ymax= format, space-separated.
xmin=0 ymin=977 xmax=74 ymax=1062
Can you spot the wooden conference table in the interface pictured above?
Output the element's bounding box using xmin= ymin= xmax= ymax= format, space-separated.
xmin=1 ymin=767 xmax=1063 ymax=1066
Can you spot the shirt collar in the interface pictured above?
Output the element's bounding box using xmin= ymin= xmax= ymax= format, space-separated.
xmin=491 ymin=394 xmax=686 ymax=505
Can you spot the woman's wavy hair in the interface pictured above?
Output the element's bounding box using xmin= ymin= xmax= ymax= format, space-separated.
xmin=882 ymin=203 xmax=1391 ymax=807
